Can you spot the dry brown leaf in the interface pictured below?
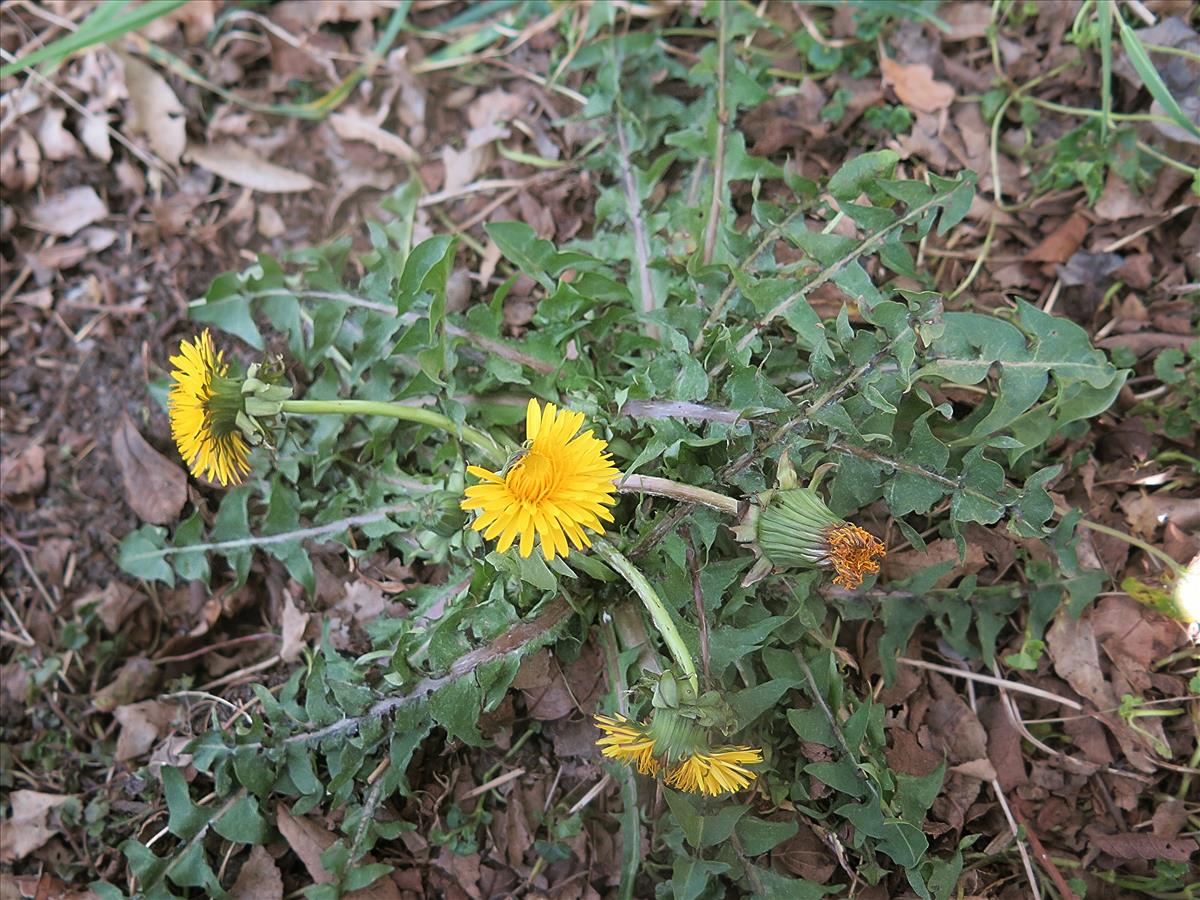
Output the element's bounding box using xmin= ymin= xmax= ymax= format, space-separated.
xmin=1118 ymin=493 xmax=1200 ymax=537
xmin=111 ymin=413 xmax=187 ymax=525
xmin=883 ymin=539 xmax=985 ymax=588
xmin=80 ymin=111 xmax=113 ymax=162
xmin=275 ymin=806 xmax=402 ymax=899
xmin=0 ymin=129 xmax=41 ymax=191
xmin=75 ymin=582 xmax=145 ymax=633
xmin=511 ymin=649 xmax=575 ymax=720
xmin=940 ymin=2 xmax=993 ymax=40
xmin=114 ymin=700 xmax=177 ymax=761
xmin=1094 ymin=170 xmax=1154 ymax=221
xmin=330 ymin=111 xmax=419 ymax=162
xmin=186 ymin=142 xmax=317 ymax=193
xmin=1026 ymin=212 xmax=1089 ymax=264
xmin=25 ymin=186 xmax=108 ymax=237
xmin=1086 ymin=828 xmax=1197 ymax=862
xmin=230 ymin=845 xmax=284 ymax=900
xmin=119 ymin=53 xmax=186 ymax=165
xmin=37 ymin=108 xmax=81 ymax=161
xmin=280 ymin=593 xmax=310 ymax=663
xmin=0 ymin=791 xmax=72 ymax=863
xmin=879 ymin=54 xmax=955 ymax=115
xmin=94 ymin=657 xmax=159 ymax=713
xmin=0 ymin=443 xmax=46 ymax=497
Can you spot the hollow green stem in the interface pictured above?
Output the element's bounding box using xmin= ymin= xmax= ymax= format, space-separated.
xmin=280 ymin=399 xmax=507 ymax=466
xmin=592 ymin=539 xmax=699 ymax=692
xmin=616 ymin=474 xmax=740 ymax=516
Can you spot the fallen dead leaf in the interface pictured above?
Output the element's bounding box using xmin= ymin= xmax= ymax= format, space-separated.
xmin=1094 ymin=170 xmax=1154 ymax=221
xmin=330 ymin=111 xmax=419 ymax=162
xmin=883 ymin=538 xmax=986 ymax=588
xmin=79 ymin=111 xmax=113 ymax=162
xmin=230 ymin=845 xmax=284 ymax=900
xmin=186 ymin=142 xmax=317 ymax=193
xmin=1086 ymin=827 xmax=1197 ymax=862
xmin=879 ymin=54 xmax=955 ymax=115
xmin=1118 ymin=493 xmax=1200 ymax=538
xmin=276 ymin=806 xmax=402 ymax=899
xmin=37 ymin=108 xmax=81 ymax=161
xmin=0 ymin=443 xmax=46 ymax=497
xmin=111 ymin=414 xmax=188 ymax=525
xmin=114 ymin=700 xmax=178 ymax=761
xmin=0 ymin=129 xmax=41 ymax=192
xmin=280 ymin=593 xmax=310 ymax=663
xmin=0 ymin=791 xmax=73 ymax=863
xmin=25 ymin=186 xmax=108 ymax=237
xmin=94 ymin=657 xmax=159 ymax=713
xmin=1026 ymin=211 xmax=1089 ymax=264
xmin=75 ymin=582 xmax=146 ymax=633
xmin=119 ymin=52 xmax=186 ymax=165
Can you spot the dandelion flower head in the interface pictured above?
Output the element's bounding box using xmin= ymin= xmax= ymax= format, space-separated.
xmin=461 ymin=399 xmax=619 ymax=560
xmin=594 ymin=713 xmax=763 ymax=797
xmin=168 ymin=330 xmax=251 ymax=486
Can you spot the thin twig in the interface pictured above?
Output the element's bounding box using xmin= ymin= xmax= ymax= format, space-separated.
xmin=897 ymin=657 xmax=1083 ymax=710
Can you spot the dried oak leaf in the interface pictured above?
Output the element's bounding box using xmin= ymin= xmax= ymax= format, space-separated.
xmin=1086 ymin=827 xmax=1197 ymax=862
xmin=879 ymin=54 xmax=955 ymax=115
xmin=0 ymin=791 xmax=72 ymax=863
xmin=25 ymin=186 xmax=107 ymax=237
xmin=276 ymin=806 xmax=401 ymax=899
xmin=230 ymin=845 xmax=284 ymax=900
xmin=111 ymin=413 xmax=187 ymax=525
xmin=0 ymin=444 xmax=46 ymax=497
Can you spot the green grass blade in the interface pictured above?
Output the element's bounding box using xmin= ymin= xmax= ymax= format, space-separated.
xmin=1115 ymin=6 xmax=1200 ymax=141
xmin=0 ymin=0 xmax=186 ymax=79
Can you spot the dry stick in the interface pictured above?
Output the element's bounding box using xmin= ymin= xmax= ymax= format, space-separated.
xmin=897 ymin=657 xmax=1083 ymax=710
xmin=959 ymin=673 xmax=1044 ymax=900
xmin=701 ymin=1 xmax=727 ymax=267
xmin=614 ymin=115 xmax=659 ymax=340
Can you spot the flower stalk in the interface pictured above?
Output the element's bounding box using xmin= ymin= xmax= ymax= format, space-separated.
xmin=592 ymin=538 xmax=699 ymax=694
xmin=280 ymin=399 xmax=507 ymax=466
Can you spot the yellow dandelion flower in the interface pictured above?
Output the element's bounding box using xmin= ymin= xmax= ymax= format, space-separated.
xmin=461 ymin=399 xmax=620 ymax=560
xmin=594 ymin=711 xmax=763 ymax=796
xmin=665 ymin=747 xmax=764 ymax=797
xmin=595 ymin=714 xmax=660 ymax=775
xmin=168 ymin=331 xmax=252 ymax=486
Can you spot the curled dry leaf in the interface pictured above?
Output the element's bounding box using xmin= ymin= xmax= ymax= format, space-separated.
xmin=114 ymin=699 xmax=178 ymax=761
xmin=0 ymin=791 xmax=73 ymax=863
xmin=275 ymin=806 xmax=402 ymax=900
xmin=186 ymin=142 xmax=317 ymax=193
xmin=879 ymin=54 xmax=955 ymax=115
xmin=111 ymin=413 xmax=187 ymax=525
xmin=0 ymin=443 xmax=46 ymax=497
xmin=330 ymin=111 xmax=420 ymax=162
xmin=25 ymin=186 xmax=108 ymax=237
xmin=279 ymin=593 xmax=310 ymax=663
xmin=1086 ymin=827 xmax=1197 ymax=862
xmin=94 ymin=657 xmax=159 ymax=713
xmin=37 ymin=108 xmax=81 ymax=161
xmin=230 ymin=845 xmax=284 ymax=900
xmin=118 ymin=52 xmax=186 ymax=165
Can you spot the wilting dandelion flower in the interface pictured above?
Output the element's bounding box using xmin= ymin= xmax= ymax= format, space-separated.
xmin=461 ymin=399 xmax=620 ymax=560
xmin=168 ymin=330 xmax=251 ymax=486
xmin=594 ymin=710 xmax=763 ymax=797
xmin=734 ymin=456 xmax=885 ymax=588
